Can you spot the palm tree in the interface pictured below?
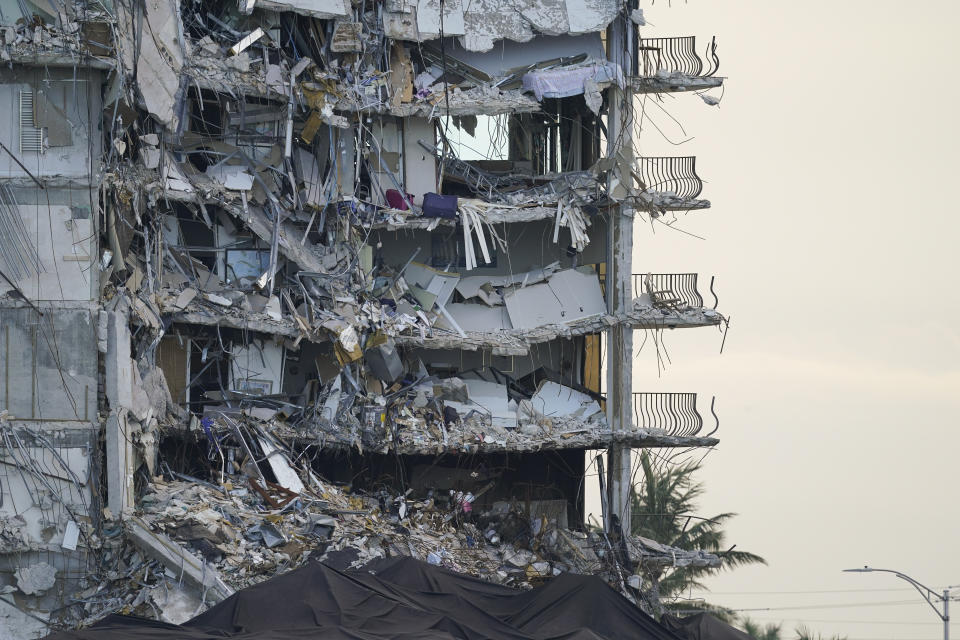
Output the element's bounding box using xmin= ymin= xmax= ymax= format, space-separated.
xmin=741 ymin=618 xmax=782 ymax=640
xmin=629 ymin=451 xmax=766 ymax=615
xmin=737 ymin=619 xmax=846 ymax=640
xmin=793 ymin=625 xmax=846 ymax=640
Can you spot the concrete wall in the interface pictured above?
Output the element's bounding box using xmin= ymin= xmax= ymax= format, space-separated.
xmin=0 ymin=65 xmax=103 ymax=625
xmin=0 ymin=196 xmax=98 ymax=301
xmin=402 ymin=117 xmax=437 ymax=204
xmin=0 ymin=67 xmax=103 ymax=180
xmin=0 ymin=420 xmax=97 ymax=634
xmin=0 ymin=434 xmax=93 ymax=549
xmin=0 ymin=306 xmax=98 ymax=422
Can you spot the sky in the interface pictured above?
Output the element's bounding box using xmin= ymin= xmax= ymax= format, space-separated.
xmin=587 ymin=1 xmax=960 ymax=639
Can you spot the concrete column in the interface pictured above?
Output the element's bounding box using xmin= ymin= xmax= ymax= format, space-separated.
xmin=604 ymin=5 xmax=636 ymax=533
xmin=105 ymin=307 xmax=135 ymax=517
xmin=105 ymin=410 xmax=134 ymax=517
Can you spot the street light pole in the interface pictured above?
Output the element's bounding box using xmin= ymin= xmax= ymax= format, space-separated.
xmin=843 ymin=566 xmax=951 ymax=640
xmin=946 ymin=589 xmax=950 ymax=640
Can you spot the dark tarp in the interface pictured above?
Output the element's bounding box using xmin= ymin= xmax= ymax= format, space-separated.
xmin=45 ymin=557 xmax=687 ymax=640
xmin=660 ymin=613 xmax=755 ymax=640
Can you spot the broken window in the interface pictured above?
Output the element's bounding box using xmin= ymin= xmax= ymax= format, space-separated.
xmin=224 ymin=249 xmax=271 ymax=286
xmin=445 ymin=114 xmax=510 ymax=161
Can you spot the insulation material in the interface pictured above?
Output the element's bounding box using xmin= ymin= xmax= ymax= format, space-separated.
xmin=503 ymin=268 xmax=605 ymax=330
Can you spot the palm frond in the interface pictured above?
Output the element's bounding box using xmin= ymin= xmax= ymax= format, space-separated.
xmin=629 ymin=453 xmax=766 ymax=610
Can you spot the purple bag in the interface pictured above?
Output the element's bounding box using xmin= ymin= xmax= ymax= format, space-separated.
xmin=422 ymin=193 xmax=458 ymax=219
xmin=385 ymin=189 xmax=412 ymax=210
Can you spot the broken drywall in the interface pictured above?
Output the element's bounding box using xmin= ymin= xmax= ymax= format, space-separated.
xmin=504 ymin=268 xmax=606 ymax=330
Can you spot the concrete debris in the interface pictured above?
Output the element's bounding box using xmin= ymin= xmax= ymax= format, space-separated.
xmin=97 ymin=460 xmax=717 ymax=607
xmin=0 ymin=0 xmax=728 ymax=632
xmin=0 ymin=515 xmax=33 ymax=553
xmin=14 ymin=563 xmax=57 ymax=595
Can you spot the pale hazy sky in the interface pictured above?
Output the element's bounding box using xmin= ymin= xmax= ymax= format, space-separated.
xmin=591 ymin=2 xmax=960 ymax=639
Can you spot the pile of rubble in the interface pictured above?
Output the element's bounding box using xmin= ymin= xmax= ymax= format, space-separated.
xmin=64 ymin=454 xmax=718 ymax=626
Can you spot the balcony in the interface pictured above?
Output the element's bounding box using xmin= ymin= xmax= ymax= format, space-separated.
xmin=633 ymin=273 xmax=717 ymax=310
xmin=633 ymin=156 xmax=709 ymax=211
xmin=628 ymin=272 xmax=721 ymax=329
xmin=631 ymin=392 xmax=716 ymax=438
xmin=631 ymin=36 xmax=723 ymax=94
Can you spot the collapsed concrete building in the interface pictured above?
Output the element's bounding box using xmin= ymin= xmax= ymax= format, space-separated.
xmin=0 ymin=0 xmax=727 ymax=633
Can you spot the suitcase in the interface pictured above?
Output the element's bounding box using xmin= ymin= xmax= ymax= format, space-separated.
xmin=422 ymin=193 xmax=458 ymax=218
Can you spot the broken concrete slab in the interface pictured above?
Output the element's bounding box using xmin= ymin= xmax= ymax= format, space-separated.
xmin=251 ymin=0 xmax=350 ymax=19
xmin=125 ymin=516 xmax=234 ymax=603
xmin=386 ymin=0 xmax=616 ymax=52
xmin=14 ymin=562 xmax=57 ymax=595
xmin=114 ymin=0 xmax=185 ymax=130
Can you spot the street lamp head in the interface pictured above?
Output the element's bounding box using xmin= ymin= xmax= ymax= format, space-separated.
xmin=842 ymin=566 xmax=874 ymax=573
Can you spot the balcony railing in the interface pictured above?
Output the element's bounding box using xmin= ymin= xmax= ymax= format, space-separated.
xmin=634 ymin=156 xmax=703 ymax=201
xmin=638 ymin=36 xmax=720 ymax=78
xmin=632 ymin=392 xmax=715 ymax=438
xmin=633 ymin=273 xmax=718 ymax=310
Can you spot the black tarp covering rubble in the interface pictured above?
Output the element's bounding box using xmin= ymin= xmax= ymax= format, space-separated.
xmin=660 ymin=613 xmax=754 ymax=640
xmin=43 ymin=557 xmax=686 ymax=640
